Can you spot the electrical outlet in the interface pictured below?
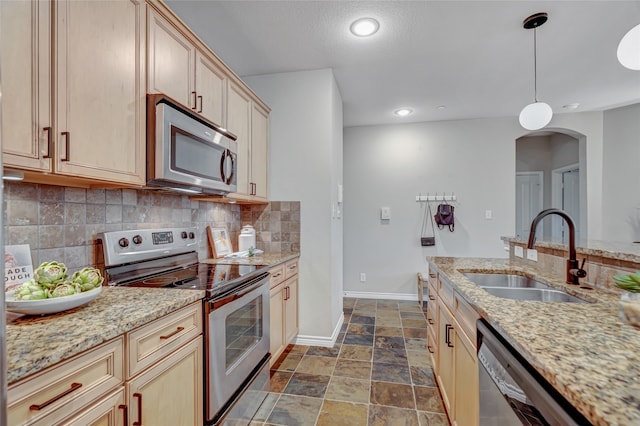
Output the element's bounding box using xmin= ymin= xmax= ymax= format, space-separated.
xmin=514 ymin=246 xmax=524 ymax=258
xmin=360 ymin=273 xmax=366 ymax=282
xmin=526 ymin=249 xmax=538 ymax=261
xmin=485 ymin=210 xmax=493 ymax=220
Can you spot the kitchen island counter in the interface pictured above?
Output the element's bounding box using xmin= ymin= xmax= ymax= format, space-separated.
xmin=6 ymin=286 xmax=205 ymax=384
xmin=428 ymin=256 xmax=639 ymax=426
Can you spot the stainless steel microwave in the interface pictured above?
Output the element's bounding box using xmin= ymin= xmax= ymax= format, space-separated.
xmin=147 ymin=94 xmax=237 ymax=195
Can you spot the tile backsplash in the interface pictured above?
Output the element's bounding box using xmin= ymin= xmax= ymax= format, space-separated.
xmin=4 ymin=182 xmax=300 ymax=270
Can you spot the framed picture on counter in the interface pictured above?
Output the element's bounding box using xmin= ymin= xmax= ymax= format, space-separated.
xmin=207 ymin=226 xmax=232 ymax=258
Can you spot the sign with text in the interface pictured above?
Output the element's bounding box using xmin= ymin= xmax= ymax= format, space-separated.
xmin=5 ymin=245 xmax=34 ymax=293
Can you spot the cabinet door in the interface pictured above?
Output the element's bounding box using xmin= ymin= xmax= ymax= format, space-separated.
xmin=195 ymin=51 xmax=226 ymax=127
xmin=227 ymin=81 xmax=252 ymax=196
xmin=251 ymin=103 xmax=269 ymax=199
xmin=1 ymin=0 xmax=52 ymax=171
xmin=453 ymin=330 xmax=479 ymax=426
xmin=437 ymin=304 xmax=455 ymax=415
xmin=127 ymin=337 xmax=203 ymax=426
xmin=147 ymin=8 xmax=195 ymax=108
xmin=284 ymin=277 xmax=298 ymax=344
xmin=54 ymin=0 xmax=145 ymax=184
xmin=61 ymin=388 xmax=126 ymax=426
xmin=270 ymin=283 xmax=285 ymax=363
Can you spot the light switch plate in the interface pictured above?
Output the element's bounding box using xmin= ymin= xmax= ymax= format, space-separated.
xmin=514 ymin=246 xmax=524 ymax=258
xmin=526 ymin=248 xmax=538 ymax=261
xmin=381 ymin=206 xmax=391 ymax=220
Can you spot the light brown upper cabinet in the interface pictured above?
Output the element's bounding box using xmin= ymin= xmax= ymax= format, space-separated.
xmin=226 ymin=81 xmax=269 ymax=203
xmin=1 ymin=0 xmax=146 ymax=186
xmin=147 ymin=7 xmax=226 ymax=127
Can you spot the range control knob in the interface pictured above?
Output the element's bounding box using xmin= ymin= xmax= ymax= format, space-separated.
xmin=181 ymin=231 xmax=188 ymax=239
xmin=188 ymin=232 xmax=195 ymax=239
xmin=118 ymin=238 xmax=129 ymax=248
xmin=132 ymin=235 xmax=143 ymax=245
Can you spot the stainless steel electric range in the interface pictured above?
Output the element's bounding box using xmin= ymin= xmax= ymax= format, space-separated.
xmin=98 ymin=227 xmax=271 ymax=425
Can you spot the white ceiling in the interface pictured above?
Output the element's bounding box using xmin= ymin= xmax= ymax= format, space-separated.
xmin=165 ymin=0 xmax=640 ymax=128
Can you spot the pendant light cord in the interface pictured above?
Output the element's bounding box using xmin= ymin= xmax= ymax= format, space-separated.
xmin=533 ymin=26 xmax=538 ymax=103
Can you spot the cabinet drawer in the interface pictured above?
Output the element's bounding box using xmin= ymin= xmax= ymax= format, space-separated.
xmin=427 ymin=271 xmax=438 ymax=288
xmin=427 ymin=323 xmax=437 ymax=369
xmin=426 ymin=299 xmax=437 ymax=333
xmin=454 ymin=292 xmax=480 ymax=347
xmin=270 ymin=264 xmax=285 ymax=288
xmin=8 ymin=337 xmax=124 ymax=426
xmin=284 ymin=258 xmax=299 ymax=279
xmin=60 ymin=387 xmax=125 ymax=425
xmin=438 ymin=276 xmax=455 ymax=311
xmin=127 ymin=302 xmax=203 ymax=378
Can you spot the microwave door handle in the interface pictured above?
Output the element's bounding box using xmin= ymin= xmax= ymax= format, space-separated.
xmin=220 ymin=149 xmax=234 ymax=185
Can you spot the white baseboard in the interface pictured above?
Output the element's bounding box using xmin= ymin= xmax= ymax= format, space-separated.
xmin=343 ymin=291 xmax=419 ymax=301
xmin=293 ymin=312 xmax=344 ymax=348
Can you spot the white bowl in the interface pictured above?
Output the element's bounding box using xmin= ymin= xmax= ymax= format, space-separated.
xmin=5 ymin=286 xmax=102 ymax=315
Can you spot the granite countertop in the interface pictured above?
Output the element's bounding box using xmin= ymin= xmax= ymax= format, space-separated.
xmin=201 ymin=251 xmax=299 ymax=266
xmin=502 ymin=236 xmax=640 ymax=264
xmin=6 ymin=286 xmax=205 ymax=385
xmin=427 ymin=256 xmax=640 ymax=426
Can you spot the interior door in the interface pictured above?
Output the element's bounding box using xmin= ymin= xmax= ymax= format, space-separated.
xmin=515 ymin=172 xmax=543 ymax=238
xmin=562 ymin=168 xmax=580 ymax=241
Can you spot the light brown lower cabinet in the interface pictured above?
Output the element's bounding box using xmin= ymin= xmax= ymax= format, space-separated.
xmin=428 ymin=270 xmax=480 ymax=426
xmin=126 ymin=337 xmax=203 ymax=426
xmin=7 ymin=301 xmax=204 ymax=426
xmin=270 ymin=258 xmax=299 ymax=364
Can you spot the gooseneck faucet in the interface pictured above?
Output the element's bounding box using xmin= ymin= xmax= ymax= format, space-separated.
xmin=527 ymin=208 xmax=586 ymax=285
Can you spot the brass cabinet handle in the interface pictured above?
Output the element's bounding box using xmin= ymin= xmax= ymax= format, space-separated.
xmin=427 ymin=345 xmax=434 ymax=354
xmin=42 ymin=127 xmax=52 ymax=158
xmin=428 ymin=318 xmax=434 ymax=325
xmin=118 ymin=404 xmax=128 ymax=426
xmin=288 ymin=265 xmax=297 ymax=270
xmin=160 ymin=326 xmax=184 ymax=340
xmin=29 ymin=382 xmax=82 ymax=410
xmin=61 ymin=131 xmax=70 ymax=161
xmin=273 ymin=272 xmax=282 ymax=278
xmin=429 ymin=273 xmax=436 ymax=278
xmin=428 ymin=295 xmax=435 ymax=301
xmin=191 ymin=91 xmax=197 ymax=109
xmin=197 ymin=95 xmax=203 ymax=113
xmin=133 ymin=393 xmax=142 ymax=426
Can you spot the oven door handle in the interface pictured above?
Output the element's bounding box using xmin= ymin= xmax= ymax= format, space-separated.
xmin=209 ymin=277 xmax=267 ymax=309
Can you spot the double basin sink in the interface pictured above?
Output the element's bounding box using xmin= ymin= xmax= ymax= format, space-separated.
xmin=463 ymin=273 xmax=587 ymax=303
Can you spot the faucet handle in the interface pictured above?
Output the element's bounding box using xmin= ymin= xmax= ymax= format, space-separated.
xmin=572 ymin=258 xmax=588 ymax=279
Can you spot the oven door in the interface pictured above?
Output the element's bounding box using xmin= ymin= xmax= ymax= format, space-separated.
xmin=206 ymin=274 xmax=270 ymax=422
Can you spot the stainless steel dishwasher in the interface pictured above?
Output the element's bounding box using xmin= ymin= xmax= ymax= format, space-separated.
xmin=476 ymin=320 xmax=591 ymax=425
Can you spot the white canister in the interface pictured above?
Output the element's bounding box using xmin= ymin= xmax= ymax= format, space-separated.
xmin=238 ymin=225 xmax=256 ymax=252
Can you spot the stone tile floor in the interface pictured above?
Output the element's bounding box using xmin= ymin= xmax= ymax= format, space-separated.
xmin=251 ymin=298 xmax=449 ymax=425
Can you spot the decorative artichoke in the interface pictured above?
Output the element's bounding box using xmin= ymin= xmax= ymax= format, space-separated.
xmin=71 ymin=267 xmax=104 ymax=292
xmin=34 ymin=261 xmax=68 ymax=289
xmin=15 ymin=280 xmax=48 ymax=300
xmin=48 ymin=283 xmax=78 ymax=298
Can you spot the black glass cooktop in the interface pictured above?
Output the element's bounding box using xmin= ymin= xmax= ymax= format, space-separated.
xmin=121 ymin=262 xmax=269 ymax=298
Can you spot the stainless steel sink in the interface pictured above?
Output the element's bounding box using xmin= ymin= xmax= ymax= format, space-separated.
xmin=481 ymin=287 xmax=586 ymax=303
xmin=463 ymin=272 xmax=586 ymax=303
xmin=463 ymin=273 xmax=550 ymax=289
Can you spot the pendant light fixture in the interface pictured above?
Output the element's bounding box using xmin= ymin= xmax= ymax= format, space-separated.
xmin=617 ymin=23 xmax=640 ymax=70
xmin=519 ymin=12 xmax=553 ymax=131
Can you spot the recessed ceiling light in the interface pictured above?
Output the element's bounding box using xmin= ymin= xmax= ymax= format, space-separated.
xmin=436 ymin=105 xmax=446 ymax=110
xmin=562 ymin=103 xmax=580 ymax=110
xmin=350 ymin=18 xmax=379 ymax=37
xmin=394 ymin=108 xmax=413 ymax=117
